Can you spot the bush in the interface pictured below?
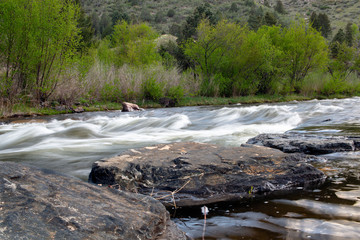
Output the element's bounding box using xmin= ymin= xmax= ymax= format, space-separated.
xmin=141 ymin=76 xmax=164 ymax=101
xmin=167 ymin=9 xmax=175 ymax=18
xmin=100 ymin=82 xmax=122 ymax=102
xmin=167 ymin=85 xmax=184 ymax=102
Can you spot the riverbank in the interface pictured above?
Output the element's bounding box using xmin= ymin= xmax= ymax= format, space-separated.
xmin=1 ymin=93 xmax=358 ymax=120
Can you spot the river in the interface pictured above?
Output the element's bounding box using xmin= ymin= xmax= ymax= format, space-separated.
xmin=1 ymin=97 xmax=360 ymax=239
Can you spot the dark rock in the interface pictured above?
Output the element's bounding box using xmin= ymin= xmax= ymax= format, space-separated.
xmin=89 ymin=142 xmax=326 ymax=207
xmin=247 ymin=133 xmax=360 ymax=155
xmin=159 ymin=97 xmax=177 ymax=107
xmin=122 ymin=102 xmax=143 ymax=112
xmin=0 ymin=162 xmax=187 ymax=240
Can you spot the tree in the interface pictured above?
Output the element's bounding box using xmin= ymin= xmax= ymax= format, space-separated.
xmin=247 ymin=7 xmax=264 ymax=31
xmin=317 ymin=13 xmax=331 ymax=38
xmin=111 ymin=21 xmax=160 ymax=66
xmin=0 ymin=0 xmax=80 ymax=102
xmin=99 ymin=13 xmax=113 ymax=38
xmin=274 ymin=0 xmax=286 ymax=14
xmin=280 ymin=20 xmax=328 ymax=92
xmin=264 ymin=12 xmax=277 ymax=26
xmin=184 ymin=19 xmax=248 ymax=96
xmin=331 ymin=28 xmax=345 ymax=57
xmin=310 ymin=12 xmax=320 ymax=31
xmin=345 ymin=22 xmax=354 ymax=47
xmin=181 ymin=4 xmax=216 ymax=42
xmin=167 ymin=9 xmax=175 ymax=18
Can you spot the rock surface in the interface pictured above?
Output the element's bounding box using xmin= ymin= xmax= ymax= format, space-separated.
xmin=247 ymin=133 xmax=360 ymax=155
xmin=0 ymin=162 xmax=187 ymax=240
xmin=89 ymin=142 xmax=326 ymax=207
xmin=121 ymin=102 xmax=142 ymax=112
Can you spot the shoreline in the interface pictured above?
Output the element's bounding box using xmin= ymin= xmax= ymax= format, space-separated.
xmin=1 ymin=93 xmax=358 ymax=122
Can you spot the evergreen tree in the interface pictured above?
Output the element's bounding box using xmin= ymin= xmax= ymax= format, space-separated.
xmin=99 ymin=13 xmax=113 ymax=38
xmin=310 ymin=12 xmax=320 ymax=31
xmin=345 ymin=22 xmax=354 ymax=47
xmin=181 ymin=4 xmax=215 ymax=41
xmin=77 ymin=9 xmax=95 ymax=53
xmin=274 ymin=0 xmax=285 ymax=14
xmin=331 ymin=28 xmax=345 ymax=57
xmin=318 ymin=13 xmax=331 ymax=38
xmin=248 ymin=7 xmax=264 ymax=31
xmin=264 ymin=12 xmax=277 ymax=26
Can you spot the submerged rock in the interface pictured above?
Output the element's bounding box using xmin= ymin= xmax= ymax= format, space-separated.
xmin=0 ymin=162 xmax=187 ymax=240
xmin=89 ymin=142 xmax=326 ymax=207
xmin=247 ymin=133 xmax=360 ymax=155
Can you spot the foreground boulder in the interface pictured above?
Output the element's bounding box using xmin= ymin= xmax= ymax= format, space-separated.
xmin=247 ymin=133 xmax=360 ymax=155
xmin=0 ymin=162 xmax=187 ymax=240
xmin=89 ymin=142 xmax=326 ymax=207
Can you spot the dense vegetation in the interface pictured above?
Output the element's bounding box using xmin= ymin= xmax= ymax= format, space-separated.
xmin=1 ymin=0 xmax=360 ymax=116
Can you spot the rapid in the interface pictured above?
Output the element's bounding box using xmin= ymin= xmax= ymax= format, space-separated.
xmin=1 ymin=97 xmax=360 ymax=239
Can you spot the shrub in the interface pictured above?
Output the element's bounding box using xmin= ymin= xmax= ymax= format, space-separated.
xmin=167 ymin=9 xmax=175 ymax=18
xmin=167 ymin=85 xmax=184 ymax=103
xmin=141 ymin=76 xmax=164 ymax=101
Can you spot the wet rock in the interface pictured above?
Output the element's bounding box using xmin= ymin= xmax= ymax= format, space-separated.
xmin=89 ymin=142 xmax=326 ymax=207
xmin=122 ymin=102 xmax=142 ymax=112
xmin=247 ymin=133 xmax=360 ymax=155
xmin=0 ymin=162 xmax=187 ymax=240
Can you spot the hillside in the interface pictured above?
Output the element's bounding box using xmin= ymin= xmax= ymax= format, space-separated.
xmin=80 ymin=0 xmax=360 ymax=38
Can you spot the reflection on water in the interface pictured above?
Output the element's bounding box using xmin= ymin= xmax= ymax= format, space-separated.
xmin=1 ymin=97 xmax=360 ymax=239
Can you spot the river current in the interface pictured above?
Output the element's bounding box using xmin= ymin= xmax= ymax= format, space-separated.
xmin=1 ymin=97 xmax=360 ymax=239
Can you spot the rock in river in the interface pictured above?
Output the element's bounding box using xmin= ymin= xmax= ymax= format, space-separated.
xmin=89 ymin=142 xmax=326 ymax=207
xmin=247 ymin=133 xmax=360 ymax=155
xmin=0 ymin=162 xmax=187 ymax=240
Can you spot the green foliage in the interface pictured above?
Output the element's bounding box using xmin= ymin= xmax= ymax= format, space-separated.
xmin=181 ymin=4 xmax=216 ymax=42
xmin=280 ymin=20 xmax=329 ymax=92
xmin=100 ymin=82 xmax=123 ymax=102
xmin=167 ymin=9 xmax=175 ymax=18
xmin=0 ymin=0 xmax=80 ymax=102
xmin=111 ymin=21 xmax=160 ymax=66
xmin=230 ymin=3 xmax=239 ymax=12
xmin=274 ymin=0 xmax=286 ymax=14
xmin=167 ymin=85 xmax=184 ymax=102
xmin=141 ymin=76 xmax=165 ymax=101
xmin=264 ymin=12 xmax=277 ymax=26
xmin=248 ymin=7 xmax=264 ymax=31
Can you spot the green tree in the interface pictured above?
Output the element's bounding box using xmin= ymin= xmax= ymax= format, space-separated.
xmin=281 ymin=20 xmax=328 ymax=92
xmin=184 ymin=19 xmax=248 ymax=96
xmin=310 ymin=12 xmax=320 ymax=31
xmin=99 ymin=13 xmax=113 ymax=38
xmin=345 ymin=22 xmax=354 ymax=47
xmin=0 ymin=0 xmax=80 ymax=102
xmin=274 ymin=0 xmax=286 ymax=14
xmin=111 ymin=21 xmax=160 ymax=66
xmin=331 ymin=28 xmax=345 ymax=57
xmin=247 ymin=7 xmax=264 ymax=31
xmin=181 ymin=4 xmax=216 ymax=42
xmin=264 ymin=12 xmax=277 ymax=26
xmin=318 ymin=13 xmax=331 ymax=38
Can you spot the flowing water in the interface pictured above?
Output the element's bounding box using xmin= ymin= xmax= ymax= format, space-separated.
xmin=1 ymin=97 xmax=360 ymax=239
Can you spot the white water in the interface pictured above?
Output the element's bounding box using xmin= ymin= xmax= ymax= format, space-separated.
xmin=0 ymin=97 xmax=359 ymax=179
xmin=1 ymin=97 xmax=360 ymax=239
